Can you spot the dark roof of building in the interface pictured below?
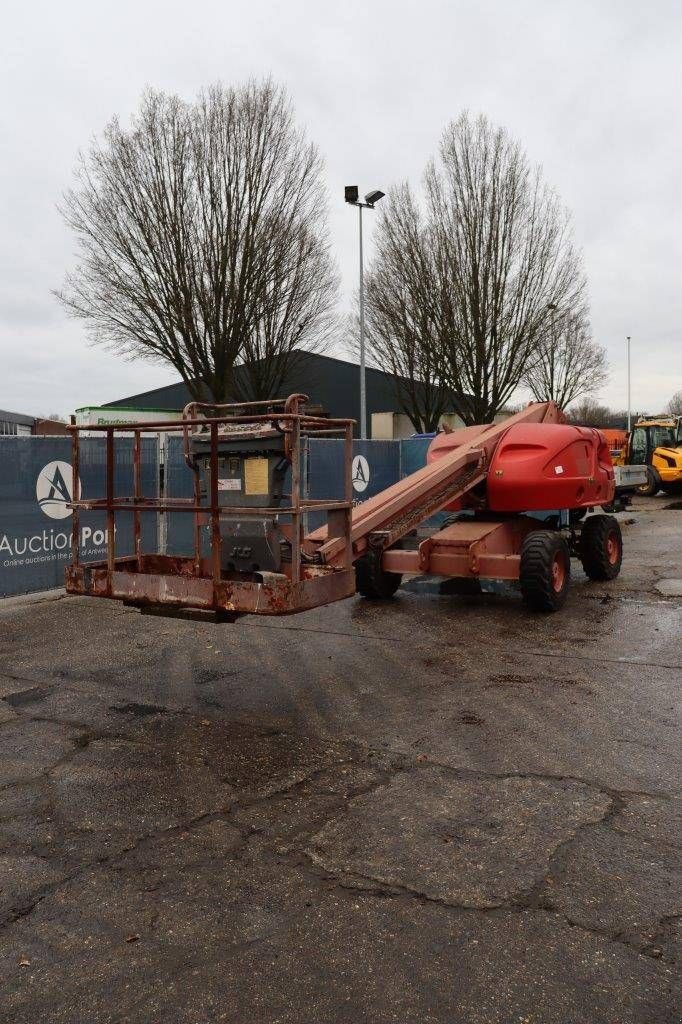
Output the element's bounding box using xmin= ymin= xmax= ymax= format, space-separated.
xmin=0 ymin=409 xmax=35 ymax=426
xmin=104 ymin=351 xmax=464 ymax=429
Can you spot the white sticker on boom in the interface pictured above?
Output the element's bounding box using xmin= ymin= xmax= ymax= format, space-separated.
xmin=554 ymin=465 xmax=564 ymax=475
xmin=218 ymin=478 xmax=241 ymax=490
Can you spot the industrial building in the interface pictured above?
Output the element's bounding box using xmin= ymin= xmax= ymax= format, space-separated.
xmin=0 ymin=409 xmax=69 ymax=436
xmin=0 ymin=409 xmax=34 ymax=436
xmin=103 ymin=351 xmax=465 ymax=438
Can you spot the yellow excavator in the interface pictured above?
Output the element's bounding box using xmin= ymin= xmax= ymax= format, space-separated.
xmin=619 ymin=415 xmax=682 ymax=495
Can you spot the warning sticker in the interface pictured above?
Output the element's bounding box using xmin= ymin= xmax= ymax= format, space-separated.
xmin=244 ymin=457 xmax=269 ymax=495
xmin=218 ymin=478 xmax=241 ymax=491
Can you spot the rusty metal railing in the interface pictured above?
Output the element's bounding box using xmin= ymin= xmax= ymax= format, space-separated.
xmin=67 ymin=400 xmax=355 ymax=593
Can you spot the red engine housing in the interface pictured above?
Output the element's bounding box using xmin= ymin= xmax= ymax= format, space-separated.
xmin=428 ymin=422 xmax=615 ymax=512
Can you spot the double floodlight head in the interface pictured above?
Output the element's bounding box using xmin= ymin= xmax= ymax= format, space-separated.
xmin=344 ymin=185 xmax=385 ymax=208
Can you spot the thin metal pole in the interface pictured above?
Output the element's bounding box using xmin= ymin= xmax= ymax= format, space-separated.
xmin=70 ymin=416 xmax=80 ymax=568
xmin=209 ymin=422 xmax=221 ymax=584
xmin=133 ymin=430 xmax=141 ymax=565
xmin=626 ymin=336 xmax=632 ymax=432
xmin=358 ymin=203 xmax=366 ymax=440
xmin=343 ymin=421 xmax=353 ymax=568
xmin=549 ymin=310 xmax=556 ymax=400
xmin=106 ymin=428 xmax=115 ymax=577
xmin=290 ymin=419 xmax=301 ymax=583
xmin=192 ymin=463 xmax=202 ymax=575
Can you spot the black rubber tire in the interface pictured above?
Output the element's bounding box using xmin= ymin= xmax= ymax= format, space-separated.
xmin=519 ymin=531 xmax=571 ymax=613
xmin=355 ymin=553 xmax=402 ymax=599
xmin=637 ymin=466 xmax=661 ymax=496
xmin=580 ymin=514 xmax=623 ymax=581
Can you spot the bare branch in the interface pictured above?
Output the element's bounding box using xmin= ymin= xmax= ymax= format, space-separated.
xmin=354 ymin=184 xmax=455 ymax=433
xmin=364 ymin=112 xmax=588 ymax=426
xmin=523 ymin=310 xmax=608 ymax=408
xmin=665 ymin=390 xmax=682 ymax=416
xmin=56 ymin=80 xmax=337 ymax=402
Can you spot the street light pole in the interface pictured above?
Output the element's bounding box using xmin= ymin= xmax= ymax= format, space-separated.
xmin=345 ymin=186 xmax=385 ymax=440
xmin=626 ymin=335 xmax=631 ymax=432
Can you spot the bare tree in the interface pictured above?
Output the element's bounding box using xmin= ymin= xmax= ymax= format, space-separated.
xmin=373 ymin=113 xmax=584 ymax=425
xmin=566 ymin=400 xmax=648 ymax=428
xmin=665 ymin=390 xmax=682 ymax=416
xmin=432 ymin=115 xmax=587 ymax=422
xmin=357 ymin=185 xmax=454 ymax=433
xmin=57 ymin=80 xmax=337 ymax=403
xmin=566 ymin=399 xmax=614 ymax=428
xmin=523 ymin=310 xmax=608 ymax=408
xmin=237 ymin=217 xmax=337 ymax=402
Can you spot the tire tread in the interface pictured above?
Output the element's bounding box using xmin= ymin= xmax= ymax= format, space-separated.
xmin=519 ymin=531 xmax=570 ymax=613
xmin=580 ymin=515 xmax=622 ymax=581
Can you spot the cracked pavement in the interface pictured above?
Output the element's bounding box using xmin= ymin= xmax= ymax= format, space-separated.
xmin=0 ymin=496 xmax=680 ymax=1023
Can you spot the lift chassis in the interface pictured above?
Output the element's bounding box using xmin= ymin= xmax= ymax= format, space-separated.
xmin=65 ymin=396 xmax=624 ymax=616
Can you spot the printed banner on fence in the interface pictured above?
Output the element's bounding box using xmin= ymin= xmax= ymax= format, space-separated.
xmin=0 ymin=434 xmax=432 ymax=597
xmin=0 ymin=436 xmax=158 ymax=597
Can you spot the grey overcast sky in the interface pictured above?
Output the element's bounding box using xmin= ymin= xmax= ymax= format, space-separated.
xmin=1 ymin=0 xmax=681 ymax=417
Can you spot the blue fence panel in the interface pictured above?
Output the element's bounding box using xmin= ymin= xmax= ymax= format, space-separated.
xmin=0 ymin=436 xmax=158 ymax=597
xmin=399 ymin=435 xmax=449 ymax=529
xmin=161 ymin=435 xmax=432 ymax=550
xmin=399 ymin=437 xmax=430 ymax=478
xmin=164 ymin=435 xmax=197 ymax=556
xmin=306 ymin=438 xmax=401 ymax=532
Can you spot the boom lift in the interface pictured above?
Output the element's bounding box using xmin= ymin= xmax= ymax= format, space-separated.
xmin=66 ymin=396 xmax=623 ymax=616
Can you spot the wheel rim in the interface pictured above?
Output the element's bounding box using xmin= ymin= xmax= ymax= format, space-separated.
xmin=605 ymin=530 xmax=621 ymax=565
xmin=551 ymin=550 xmax=567 ymax=592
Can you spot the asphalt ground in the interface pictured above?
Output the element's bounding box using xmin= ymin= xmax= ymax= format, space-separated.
xmin=0 ymin=497 xmax=680 ymax=1023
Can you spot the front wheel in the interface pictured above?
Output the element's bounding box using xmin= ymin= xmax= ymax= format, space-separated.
xmin=580 ymin=515 xmax=622 ymax=581
xmin=355 ymin=553 xmax=402 ymax=599
xmin=519 ymin=531 xmax=571 ymax=613
xmin=637 ymin=466 xmax=661 ymax=496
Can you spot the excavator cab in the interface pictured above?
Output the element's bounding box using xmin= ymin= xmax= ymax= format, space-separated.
xmin=628 ymin=417 xmax=682 ymax=496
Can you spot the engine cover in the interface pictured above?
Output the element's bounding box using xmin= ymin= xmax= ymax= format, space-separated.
xmin=487 ymin=423 xmax=615 ymax=511
xmin=219 ymin=516 xmax=283 ymax=573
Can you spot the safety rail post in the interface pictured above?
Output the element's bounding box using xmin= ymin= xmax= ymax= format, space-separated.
xmin=290 ymin=417 xmax=301 ymax=583
xmin=192 ymin=461 xmax=202 ymax=575
xmin=209 ymin=422 xmax=221 ymax=584
xmin=133 ymin=429 xmax=142 ymax=565
xmin=106 ymin=427 xmax=115 ymax=575
xmin=158 ymin=432 xmax=168 ymax=556
xmin=343 ymin=421 xmax=353 ymax=568
xmin=301 ymin=432 xmax=310 ymax=537
xmin=70 ymin=416 xmax=80 ymax=568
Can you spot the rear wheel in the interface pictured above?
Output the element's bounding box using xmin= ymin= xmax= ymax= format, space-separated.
xmin=580 ymin=515 xmax=622 ymax=580
xmin=637 ymin=466 xmax=661 ymax=496
xmin=355 ymin=553 xmax=402 ymax=599
xmin=519 ymin=531 xmax=571 ymax=613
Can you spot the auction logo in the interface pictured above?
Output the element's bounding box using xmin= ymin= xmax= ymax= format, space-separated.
xmin=36 ymin=461 xmax=75 ymax=520
xmin=352 ymin=454 xmax=370 ymax=493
